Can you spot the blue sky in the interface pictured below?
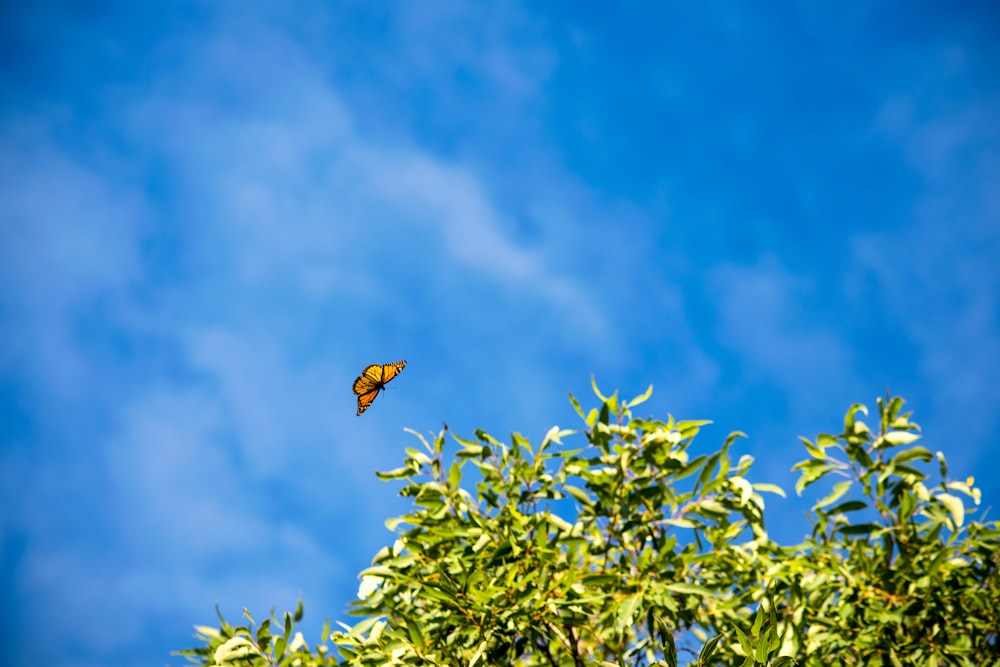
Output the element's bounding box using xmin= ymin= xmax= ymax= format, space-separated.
xmin=1 ymin=2 xmax=998 ymax=665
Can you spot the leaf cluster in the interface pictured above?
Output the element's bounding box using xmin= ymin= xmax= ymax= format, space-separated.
xmin=176 ymin=384 xmax=1000 ymax=667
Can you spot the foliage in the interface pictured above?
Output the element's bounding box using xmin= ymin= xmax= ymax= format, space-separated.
xmin=175 ymin=382 xmax=1000 ymax=666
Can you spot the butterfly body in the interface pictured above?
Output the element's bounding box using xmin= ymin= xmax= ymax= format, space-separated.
xmin=352 ymin=360 xmax=407 ymax=415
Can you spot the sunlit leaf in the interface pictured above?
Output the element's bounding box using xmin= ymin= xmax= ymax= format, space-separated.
xmin=816 ymin=480 xmax=852 ymax=509
xmin=936 ymin=492 xmax=965 ymax=528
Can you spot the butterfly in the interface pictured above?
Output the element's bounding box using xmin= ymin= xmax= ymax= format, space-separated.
xmin=352 ymin=360 xmax=407 ymax=415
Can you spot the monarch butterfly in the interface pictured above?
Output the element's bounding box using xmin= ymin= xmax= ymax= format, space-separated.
xmin=352 ymin=360 xmax=407 ymax=415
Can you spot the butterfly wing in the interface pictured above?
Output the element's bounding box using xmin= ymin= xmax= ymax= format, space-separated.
xmin=380 ymin=360 xmax=407 ymax=384
xmin=355 ymin=386 xmax=381 ymax=415
xmin=353 ymin=364 xmax=382 ymax=394
xmin=352 ymin=365 xmax=383 ymax=415
xmin=353 ymin=360 xmax=407 ymax=415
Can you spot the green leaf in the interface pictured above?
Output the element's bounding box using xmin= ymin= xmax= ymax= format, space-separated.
xmin=405 ymin=617 xmax=424 ymax=647
xmin=890 ymin=445 xmax=933 ymax=465
xmin=816 ymin=480 xmax=852 ymax=509
xmin=839 ymin=523 xmax=878 ymax=536
xmin=751 ymin=605 xmax=765 ymax=636
xmin=404 ymin=447 xmax=432 ymax=465
xmin=469 ymin=638 xmax=488 ymax=667
xmin=665 ymin=582 xmax=712 ymax=596
xmin=755 ymin=629 xmax=769 ymax=663
xmin=827 ymin=500 xmax=867 ymax=514
xmin=448 ymin=460 xmax=462 ymax=488
xmin=213 ymin=636 xmax=258 ymax=663
xmin=564 ymin=484 xmax=595 ymax=507
xmin=255 ymin=618 xmax=271 ymax=650
xmin=936 ymin=492 xmax=964 ymax=528
xmin=628 ymin=384 xmax=654 ymax=408
xmin=799 ymin=436 xmax=824 ymax=458
xmin=590 ymin=374 xmax=608 ymax=403
xmin=698 ymin=635 xmax=723 ymax=664
xmin=732 ymin=623 xmax=753 ymax=658
xmin=817 ymin=433 xmax=838 ymax=450
xmin=752 ymin=483 xmax=786 ymax=498
xmin=936 ymin=451 xmax=948 ymax=478
xmin=793 ymin=459 xmax=835 ymax=495
xmin=877 ymin=430 xmax=921 ymax=448
xmin=843 ymin=403 xmax=868 ymax=432
xmin=697 ymin=452 xmax=722 ymax=490
xmin=374 ymin=466 xmax=416 ymax=480
xmin=616 ymin=594 xmax=642 ymax=631
xmin=731 ymin=476 xmax=753 ymax=506
xmin=547 ymin=513 xmax=573 ymax=533
xmin=676 ymin=454 xmax=707 ymax=482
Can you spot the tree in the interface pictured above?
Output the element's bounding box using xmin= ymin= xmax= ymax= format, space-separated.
xmin=176 ymin=382 xmax=1000 ymax=666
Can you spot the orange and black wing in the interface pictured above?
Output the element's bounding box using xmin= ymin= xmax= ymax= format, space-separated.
xmin=379 ymin=360 xmax=406 ymax=384
xmin=353 ymin=360 xmax=407 ymax=415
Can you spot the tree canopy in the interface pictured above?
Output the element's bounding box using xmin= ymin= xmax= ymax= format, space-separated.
xmin=177 ymin=383 xmax=1000 ymax=666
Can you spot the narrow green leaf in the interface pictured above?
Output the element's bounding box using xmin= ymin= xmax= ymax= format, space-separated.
xmin=469 ymin=638 xmax=488 ymax=667
xmin=374 ymin=466 xmax=416 ymax=480
xmin=676 ymin=454 xmax=707 ymax=482
xmin=890 ymin=446 xmax=933 ymax=465
xmin=628 ymin=384 xmax=654 ymax=408
xmin=936 ymin=451 xmax=948 ymax=478
xmin=878 ymin=431 xmax=921 ymax=448
xmin=665 ymin=582 xmax=712 ymax=596
xmin=405 ymin=617 xmax=424 ymax=647
xmin=839 ymin=523 xmax=878 ymax=535
xmin=732 ymin=624 xmax=753 ymax=658
xmin=799 ymin=436 xmax=823 ymax=458
xmin=827 ymin=500 xmax=867 ymax=514
xmin=751 ymin=605 xmax=765 ymax=635
xmin=793 ymin=459 xmax=835 ymax=496
xmin=752 ymin=483 xmax=786 ymax=498
xmin=616 ymin=594 xmax=642 ymax=631
xmin=547 ymin=513 xmax=573 ymax=533
xmin=816 ymin=480 xmax=852 ymax=509
xmin=564 ymin=484 xmax=595 ymax=507
xmin=755 ymin=630 xmax=769 ymax=663
xmin=697 ymin=452 xmax=721 ymax=490
xmin=590 ymin=374 xmax=608 ymax=402
xmin=698 ymin=635 xmax=723 ymax=664
xmin=843 ymin=403 xmax=868 ymax=432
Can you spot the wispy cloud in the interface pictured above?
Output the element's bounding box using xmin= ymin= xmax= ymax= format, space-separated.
xmin=3 ymin=5 xmax=999 ymax=667
xmin=852 ymin=87 xmax=1000 ymax=468
xmin=0 ymin=10 xmax=603 ymax=665
xmin=708 ymin=257 xmax=857 ymax=410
